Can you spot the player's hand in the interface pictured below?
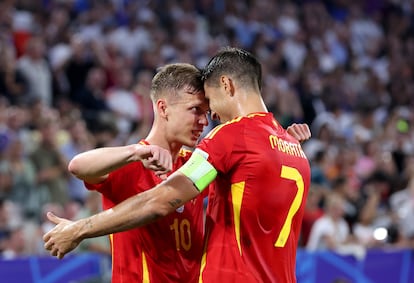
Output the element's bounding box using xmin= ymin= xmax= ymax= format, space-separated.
xmin=43 ymin=212 xmax=81 ymax=259
xmin=136 ymin=144 xmax=172 ymax=177
xmin=287 ymin=123 xmax=311 ymax=142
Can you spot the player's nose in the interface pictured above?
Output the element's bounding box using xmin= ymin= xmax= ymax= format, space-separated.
xmin=200 ymin=113 xmax=209 ymax=126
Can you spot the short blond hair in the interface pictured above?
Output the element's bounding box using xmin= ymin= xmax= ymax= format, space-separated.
xmin=150 ymin=63 xmax=203 ymax=101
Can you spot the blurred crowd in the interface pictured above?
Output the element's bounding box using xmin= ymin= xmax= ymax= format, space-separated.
xmin=0 ymin=0 xmax=413 ymax=260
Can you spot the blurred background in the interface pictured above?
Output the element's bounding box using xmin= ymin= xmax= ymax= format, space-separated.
xmin=0 ymin=0 xmax=413 ymax=282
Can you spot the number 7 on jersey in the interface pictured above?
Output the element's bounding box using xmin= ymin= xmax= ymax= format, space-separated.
xmin=275 ymin=165 xmax=305 ymax=247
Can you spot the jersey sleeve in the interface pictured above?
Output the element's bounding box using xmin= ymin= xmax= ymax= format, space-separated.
xmin=84 ymin=163 xmax=143 ymax=197
xmin=84 ymin=173 xmax=114 ymax=194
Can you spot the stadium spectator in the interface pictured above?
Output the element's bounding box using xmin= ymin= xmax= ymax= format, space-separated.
xmin=75 ymin=66 xmax=110 ymax=127
xmin=306 ymin=193 xmax=365 ymax=259
xmin=0 ymin=40 xmax=27 ymax=106
xmin=300 ymin=184 xmax=325 ymax=247
xmin=30 ymin=116 xmax=69 ymax=210
xmin=0 ymin=136 xmax=37 ymax=218
xmin=104 ymin=65 xmax=142 ymax=141
xmin=1 ymin=225 xmax=26 ymax=259
xmin=389 ymin=174 xmax=414 ymax=247
xmin=16 ymin=36 xmax=53 ymax=106
xmin=60 ymin=118 xmax=95 ymax=203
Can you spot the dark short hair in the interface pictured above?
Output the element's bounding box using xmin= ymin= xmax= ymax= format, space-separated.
xmin=201 ymin=47 xmax=262 ymax=91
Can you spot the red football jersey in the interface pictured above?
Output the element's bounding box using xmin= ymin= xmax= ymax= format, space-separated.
xmin=86 ymin=141 xmax=205 ymax=283
xmin=197 ymin=113 xmax=311 ymax=282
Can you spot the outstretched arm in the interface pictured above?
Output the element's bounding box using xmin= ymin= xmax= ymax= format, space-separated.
xmin=44 ymin=171 xmax=199 ymax=259
xmin=68 ymin=144 xmax=172 ymax=184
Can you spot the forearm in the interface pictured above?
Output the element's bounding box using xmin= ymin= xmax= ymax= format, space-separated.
xmin=68 ymin=144 xmax=139 ymax=180
xmin=75 ymin=172 xmax=199 ymax=240
xmin=43 ymin=172 xmax=201 ymax=259
xmin=76 ymin=189 xmax=159 ymax=239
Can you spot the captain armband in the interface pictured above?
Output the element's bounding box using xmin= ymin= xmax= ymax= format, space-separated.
xmin=178 ymin=149 xmax=217 ymax=192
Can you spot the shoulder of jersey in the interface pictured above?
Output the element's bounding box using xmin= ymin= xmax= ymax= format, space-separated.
xmin=205 ymin=113 xmax=269 ymax=139
xmin=204 ymin=117 xmax=240 ymax=139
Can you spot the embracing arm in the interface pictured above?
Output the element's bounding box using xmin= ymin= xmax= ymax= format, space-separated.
xmin=68 ymin=144 xmax=172 ymax=183
xmin=43 ymin=172 xmax=199 ymax=258
xmin=76 ymin=172 xmax=199 ymax=236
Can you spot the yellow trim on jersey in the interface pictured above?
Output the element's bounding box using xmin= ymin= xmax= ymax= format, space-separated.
xmin=246 ymin=112 xmax=267 ymax=118
xmin=142 ymin=251 xmax=150 ymax=283
xmin=231 ymin=181 xmax=245 ymax=256
xmin=205 ymin=113 xmax=267 ymax=140
xmin=198 ymin=233 xmax=209 ymax=283
xmin=204 ymin=123 xmax=226 ymax=139
xmin=198 ymin=250 xmax=207 ymax=283
xmin=179 ymin=147 xmax=192 ymax=157
xmin=109 ymin=234 xmax=114 ymax=273
xmin=204 ymin=116 xmax=243 ymax=139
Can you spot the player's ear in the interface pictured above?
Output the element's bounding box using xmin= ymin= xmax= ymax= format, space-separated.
xmin=221 ymin=75 xmax=235 ymax=97
xmin=156 ymin=99 xmax=168 ymax=119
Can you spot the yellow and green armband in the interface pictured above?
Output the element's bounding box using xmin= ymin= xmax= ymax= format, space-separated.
xmin=178 ymin=149 xmax=217 ymax=192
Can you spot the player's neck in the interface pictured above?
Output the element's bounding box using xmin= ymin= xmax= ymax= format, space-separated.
xmin=145 ymin=127 xmax=181 ymax=161
xmin=234 ymin=93 xmax=268 ymax=118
